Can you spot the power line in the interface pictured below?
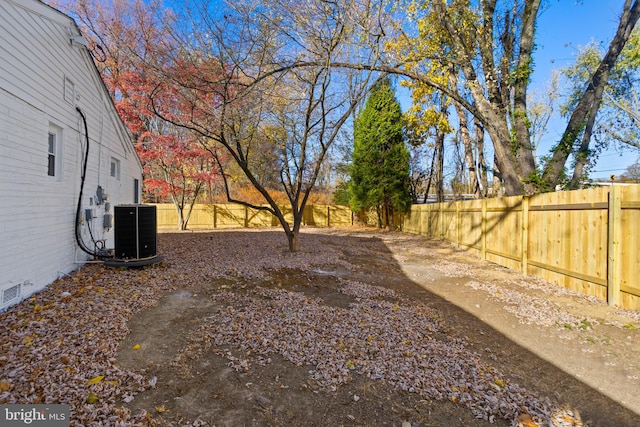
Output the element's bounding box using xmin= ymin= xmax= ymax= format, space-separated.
xmin=592 ymin=167 xmax=628 ymax=173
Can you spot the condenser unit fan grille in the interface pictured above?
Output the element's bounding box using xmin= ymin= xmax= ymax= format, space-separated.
xmin=114 ymin=204 xmax=157 ymax=260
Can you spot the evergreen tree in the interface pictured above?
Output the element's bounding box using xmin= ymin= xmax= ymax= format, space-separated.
xmin=349 ymin=78 xmax=412 ymax=228
xmin=332 ymin=180 xmax=352 ymax=206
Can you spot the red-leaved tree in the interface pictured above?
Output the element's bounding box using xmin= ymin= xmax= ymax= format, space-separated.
xmin=61 ymin=0 xmax=222 ymax=229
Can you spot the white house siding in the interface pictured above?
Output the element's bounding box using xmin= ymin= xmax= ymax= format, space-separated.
xmin=0 ymin=0 xmax=143 ymax=310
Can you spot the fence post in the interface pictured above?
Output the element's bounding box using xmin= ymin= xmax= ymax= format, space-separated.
xmin=439 ymin=202 xmax=444 ymax=240
xmin=455 ymin=201 xmax=460 ymax=247
xmin=213 ymin=205 xmax=217 ymax=229
xmin=244 ymin=206 xmax=249 ymax=228
xmin=521 ymin=196 xmax=529 ymax=275
xmin=481 ymin=199 xmax=487 ymax=260
xmin=608 ymin=185 xmax=622 ymax=307
xmin=430 ymin=203 xmax=434 ymax=237
xmin=327 ymin=206 xmax=331 ymax=227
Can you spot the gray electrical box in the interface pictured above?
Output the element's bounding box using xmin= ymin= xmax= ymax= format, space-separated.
xmin=103 ymin=213 xmax=112 ymax=229
xmin=96 ymin=185 xmax=105 ymax=205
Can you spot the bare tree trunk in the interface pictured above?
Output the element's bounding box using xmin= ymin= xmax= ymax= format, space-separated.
xmin=511 ymin=0 xmax=540 ymax=194
xmin=435 ymin=130 xmax=445 ymax=203
xmin=492 ymin=155 xmax=503 ymax=197
xmin=172 ymin=197 xmax=189 ymax=231
xmin=287 ymin=230 xmax=298 ymax=252
xmin=475 ymin=118 xmax=489 ymax=198
xmin=423 ymin=147 xmax=437 ymax=204
xmin=384 ymin=203 xmax=392 ymax=230
xmin=280 ymin=209 xmax=301 ymax=252
xmin=454 ymin=101 xmax=478 ymax=198
xmin=569 ymin=95 xmax=600 ymax=189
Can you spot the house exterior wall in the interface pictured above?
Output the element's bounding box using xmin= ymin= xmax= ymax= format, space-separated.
xmin=0 ymin=0 xmax=143 ymax=309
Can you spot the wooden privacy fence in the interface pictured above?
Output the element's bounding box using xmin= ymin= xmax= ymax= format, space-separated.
xmin=402 ymin=185 xmax=640 ymax=311
xmin=153 ymin=203 xmax=354 ymax=230
xmin=150 ymin=186 xmax=640 ymax=310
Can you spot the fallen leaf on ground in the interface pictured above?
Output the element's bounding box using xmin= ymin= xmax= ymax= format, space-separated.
xmin=87 ymin=375 xmax=104 ymax=385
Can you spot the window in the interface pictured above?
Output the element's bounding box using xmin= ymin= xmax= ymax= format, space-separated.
xmin=47 ymin=124 xmax=63 ymax=180
xmin=110 ymin=157 xmax=120 ymax=180
xmin=47 ymin=133 xmax=56 ymax=176
xmin=133 ymin=178 xmax=140 ymax=203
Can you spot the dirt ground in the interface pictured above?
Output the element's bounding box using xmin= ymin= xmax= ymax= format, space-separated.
xmin=115 ymin=228 xmax=640 ymax=427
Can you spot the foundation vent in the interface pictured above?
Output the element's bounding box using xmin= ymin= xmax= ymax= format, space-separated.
xmin=1 ymin=284 xmax=21 ymax=310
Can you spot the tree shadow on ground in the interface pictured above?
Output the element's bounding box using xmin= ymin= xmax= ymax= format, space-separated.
xmin=117 ymin=229 xmax=640 ymax=427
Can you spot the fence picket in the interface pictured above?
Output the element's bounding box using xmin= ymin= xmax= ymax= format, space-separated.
xmin=608 ymin=185 xmax=622 ymax=307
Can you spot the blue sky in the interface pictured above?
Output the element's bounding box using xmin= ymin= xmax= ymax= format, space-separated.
xmin=532 ymin=0 xmax=639 ymax=180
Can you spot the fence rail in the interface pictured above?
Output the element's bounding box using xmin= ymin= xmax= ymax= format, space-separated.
xmin=401 ymin=185 xmax=640 ymax=311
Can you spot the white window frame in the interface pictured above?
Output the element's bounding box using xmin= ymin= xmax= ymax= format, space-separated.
xmin=48 ymin=124 xmax=63 ymax=180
